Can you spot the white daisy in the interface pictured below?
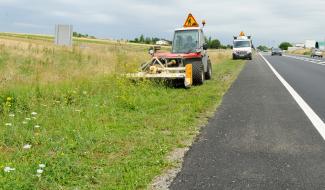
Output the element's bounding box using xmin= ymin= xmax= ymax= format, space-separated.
xmin=4 ymin=166 xmax=15 ymax=173
xmin=31 ymin=112 xmax=37 ymax=116
xmin=9 ymin=113 xmax=15 ymax=117
xmin=22 ymin=121 xmax=28 ymax=124
xmin=34 ymin=125 xmax=41 ymax=128
xmin=5 ymin=123 xmax=12 ymax=126
xmin=23 ymin=144 xmax=32 ymax=149
xmin=37 ymin=169 xmax=43 ymax=174
xmin=39 ymin=164 xmax=46 ymax=168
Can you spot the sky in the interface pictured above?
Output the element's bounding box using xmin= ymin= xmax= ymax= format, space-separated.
xmin=1 ymin=0 xmax=325 ymax=47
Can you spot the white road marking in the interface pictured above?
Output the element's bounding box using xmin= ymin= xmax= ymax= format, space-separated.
xmin=284 ymin=55 xmax=325 ymax=66
xmin=260 ymin=53 xmax=325 ymax=141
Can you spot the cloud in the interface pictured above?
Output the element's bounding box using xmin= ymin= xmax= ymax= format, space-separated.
xmin=0 ymin=0 xmax=325 ymax=46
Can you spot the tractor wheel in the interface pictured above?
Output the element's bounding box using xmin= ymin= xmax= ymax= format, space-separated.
xmin=205 ymin=60 xmax=212 ymax=80
xmin=192 ymin=61 xmax=205 ymax=85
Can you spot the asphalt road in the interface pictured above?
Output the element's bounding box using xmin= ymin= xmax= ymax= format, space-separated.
xmin=170 ymin=54 xmax=325 ymax=190
xmin=265 ymin=54 xmax=325 ymax=122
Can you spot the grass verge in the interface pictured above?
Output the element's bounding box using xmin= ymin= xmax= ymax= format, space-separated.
xmin=0 ymin=33 xmax=245 ymax=189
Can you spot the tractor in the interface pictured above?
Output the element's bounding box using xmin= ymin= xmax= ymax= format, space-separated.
xmin=128 ymin=14 xmax=212 ymax=88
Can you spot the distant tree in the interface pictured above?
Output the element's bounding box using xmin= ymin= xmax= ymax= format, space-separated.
xmin=144 ymin=37 xmax=151 ymax=44
xmin=139 ymin=35 xmax=145 ymax=43
xmin=205 ymin=37 xmax=222 ymax=49
xmin=210 ymin=39 xmax=221 ymax=49
xmin=152 ymin=37 xmax=160 ymax=44
xmin=257 ymin=45 xmax=269 ymax=51
xmin=279 ymin=42 xmax=292 ymax=50
xmin=73 ymin=32 xmax=95 ymax=39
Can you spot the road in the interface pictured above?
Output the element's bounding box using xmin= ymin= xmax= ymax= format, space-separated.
xmin=169 ymin=54 xmax=325 ymax=190
xmin=265 ymin=54 xmax=325 ymax=122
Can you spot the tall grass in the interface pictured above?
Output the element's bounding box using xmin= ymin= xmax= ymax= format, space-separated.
xmin=0 ymin=33 xmax=244 ymax=189
xmin=0 ymin=36 xmax=150 ymax=89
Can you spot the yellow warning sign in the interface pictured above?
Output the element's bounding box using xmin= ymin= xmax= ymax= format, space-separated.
xmin=183 ymin=13 xmax=199 ymax=28
xmin=239 ymin=31 xmax=245 ymax=36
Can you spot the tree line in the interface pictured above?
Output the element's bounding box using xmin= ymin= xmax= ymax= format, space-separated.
xmin=130 ymin=34 xmax=231 ymax=49
xmin=204 ymin=37 xmax=231 ymax=49
xmin=257 ymin=42 xmax=293 ymax=51
xmin=73 ymin=32 xmax=96 ymax=39
xmin=130 ymin=35 xmax=171 ymax=45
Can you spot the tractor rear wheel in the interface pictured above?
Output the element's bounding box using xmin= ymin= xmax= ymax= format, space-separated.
xmin=192 ymin=61 xmax=204 ymax=85
xmin=205 ymin=60 xmax=212 ymax=80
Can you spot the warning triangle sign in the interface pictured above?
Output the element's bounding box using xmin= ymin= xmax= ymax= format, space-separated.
xmin=183 ymin=13 xmax=199 ymax=27
xmin=239 ymin=31 xmax=245 ymax=36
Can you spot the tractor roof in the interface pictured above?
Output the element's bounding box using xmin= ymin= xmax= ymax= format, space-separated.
xmin=175 ymin=27 xmax=201 ymax=31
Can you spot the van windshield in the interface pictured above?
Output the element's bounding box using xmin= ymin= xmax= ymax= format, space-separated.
xmin=234 ymin=41 xmax=251 ymax=48
xmin=172 ymin=30 xmax=199 ymax=53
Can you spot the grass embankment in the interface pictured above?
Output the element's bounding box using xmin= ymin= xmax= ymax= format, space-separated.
xmin=287 ymin=48 xmax=325 ymax=57
xmin=0 ymin=33 xmax=245 ymax=189
xmin=287 ymin=49 xmax=312 ymax=56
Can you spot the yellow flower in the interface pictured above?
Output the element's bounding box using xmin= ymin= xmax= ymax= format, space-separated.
xmin=6 ymin=97 xmax=12 ymax=101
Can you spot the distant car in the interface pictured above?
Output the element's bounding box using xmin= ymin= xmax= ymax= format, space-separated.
xmin=311 ymin=48 xmax=323 ymax=58
xmin=271 ymin=48 xmax=283 ymax=56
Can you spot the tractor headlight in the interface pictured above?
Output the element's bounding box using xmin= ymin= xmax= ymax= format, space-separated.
xmin=149 ymin=49 xmax=154 ymax=55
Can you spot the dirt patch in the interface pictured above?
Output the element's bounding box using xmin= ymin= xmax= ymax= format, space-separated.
xmin=149 ymin=147 xmax=189 ymax=190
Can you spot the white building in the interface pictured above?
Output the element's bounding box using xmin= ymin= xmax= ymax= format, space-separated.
xmin=156 ymin=40 xmax=170 ymax=46
xmin=305 ymin=40 xmax=316 ymax=49
xmin=288 ymin=47 xmax=303 ymax=51
xmin=293 ymin=43 xmax=304 ymax=48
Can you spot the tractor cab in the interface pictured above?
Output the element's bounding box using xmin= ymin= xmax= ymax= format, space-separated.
xmin=172 ymin=27 xmax=207 ymax=54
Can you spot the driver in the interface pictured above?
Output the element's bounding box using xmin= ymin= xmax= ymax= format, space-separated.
xmin=183 ymin=36 xmax=196 ymax=52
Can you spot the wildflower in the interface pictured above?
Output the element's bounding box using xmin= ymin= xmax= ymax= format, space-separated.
xmin=23 ymin=144 xmax=32 ymax=149
xmin=75 ymin=109 xmax=81 ymax=112
xmin=32 ymin=117 xmax=37 ymax=120
xmin=22 ymin=121 xmax=28 ymax=124
xmin=34 ymin=125 xmax=41 ymax=128
xmin=5 ymin=123 xmax=12 ymax=126
xmin=9 ymin=113 xmax=15 ymax=117
xmin=4 ymin=166 xmax=15 ymax=173
xmin=82 ymin=91 xmax=87 ymax=95
xmin=31 ymin=112 xmax=37 ymax=116
xmin=25 ymin=118 xmax=31 ymax=121
xmin=37 ymin=169 xmax=43 ymax=174
xmin=39 ymin=164 xmax=46 ymax=168
xmin=6 ymin=97 xmax=12 ymax=101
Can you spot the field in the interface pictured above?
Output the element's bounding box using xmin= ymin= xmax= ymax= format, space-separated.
xmin=0 ymin=33 xmax=245 ymax=189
